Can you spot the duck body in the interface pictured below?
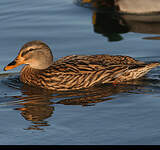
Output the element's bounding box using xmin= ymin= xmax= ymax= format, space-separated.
xmin=20 ymin=54 xmax=159 ymax=91
xmin=4 ymin=40 xmax=160 ymax=91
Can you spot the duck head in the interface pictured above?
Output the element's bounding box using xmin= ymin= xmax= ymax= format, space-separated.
xmin=4 ymin=40 xmax=54 ymax=71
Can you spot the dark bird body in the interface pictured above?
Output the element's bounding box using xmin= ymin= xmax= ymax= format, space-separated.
xmin=4 ymin=41 xmax=160 ymax=91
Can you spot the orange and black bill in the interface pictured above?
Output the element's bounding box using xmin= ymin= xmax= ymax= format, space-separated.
xmin=4 ymin=55 xmax=24 ymax=71
xmin=4 ymin=60 xmax=17 ymax=71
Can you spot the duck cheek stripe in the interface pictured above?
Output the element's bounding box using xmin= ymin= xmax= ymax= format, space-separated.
xmin=21 ymin=48 xmax=38 ymax=57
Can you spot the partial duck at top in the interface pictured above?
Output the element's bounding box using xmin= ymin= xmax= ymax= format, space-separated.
xmin=4 ymin=40 xmax=160 ymax=91
xmin=78 ymin=0 xmax=160 ymax=14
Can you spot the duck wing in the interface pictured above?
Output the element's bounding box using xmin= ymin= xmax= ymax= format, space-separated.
xmin=55 ymin=54 xmax=144 ymax=66
xmin=51 ymin=54 xmax=145 ymax=74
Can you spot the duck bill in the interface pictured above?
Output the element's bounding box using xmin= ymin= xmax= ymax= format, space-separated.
xmin=4 ymin=56 xmax=24 ymax=71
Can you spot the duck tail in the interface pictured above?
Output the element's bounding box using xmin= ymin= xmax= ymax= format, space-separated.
xmin=146 ymin=62 xmax=160 ymax=69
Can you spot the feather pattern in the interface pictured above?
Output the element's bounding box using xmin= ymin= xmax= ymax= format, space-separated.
xmin=20 ymin=54 xmax=160 ymax=91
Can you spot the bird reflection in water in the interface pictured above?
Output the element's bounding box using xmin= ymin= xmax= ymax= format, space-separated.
xmin=14 ymin=87 xmax=55 ymax=130
xmin=7 ymin=76 xmax=152 ymax=130
xmin=88 ymin=0 xmax=160 ymax=41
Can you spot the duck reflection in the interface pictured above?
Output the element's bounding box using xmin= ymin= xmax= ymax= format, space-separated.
xmin=92 ymin=11 xmax=129 ymax=41
xmin=13 ymin=87 xmax=54 ymax=130
xmin=90 ymin=1 xmax=160 ymax=41
xmin=8 ymin=76 xmax=151 ymax=130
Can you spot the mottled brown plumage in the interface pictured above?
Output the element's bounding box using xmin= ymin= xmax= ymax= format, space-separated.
xmin=4 ymin=40 xmax=160 ymax=91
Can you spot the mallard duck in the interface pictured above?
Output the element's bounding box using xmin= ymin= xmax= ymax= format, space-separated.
xmin=4 ymin=40 xmax=160 ymax=91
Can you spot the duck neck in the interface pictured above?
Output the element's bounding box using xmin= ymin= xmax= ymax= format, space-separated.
xmin=20 ymin=65 xmax=41 ymax=84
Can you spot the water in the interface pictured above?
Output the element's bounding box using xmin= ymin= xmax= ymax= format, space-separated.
xmin=0 ymin=0 xmax=160 ymax=145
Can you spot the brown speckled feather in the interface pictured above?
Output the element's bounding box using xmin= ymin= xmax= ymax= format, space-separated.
xmin=20 ymin=54 xmax=160 ymax=91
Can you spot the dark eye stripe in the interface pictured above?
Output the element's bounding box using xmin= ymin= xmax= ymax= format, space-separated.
xmin=21 ymin=48 xmax=35 ymax=57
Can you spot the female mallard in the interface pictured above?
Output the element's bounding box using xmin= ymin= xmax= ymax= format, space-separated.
xmin=4 ymin=40 xmax=160 ymax=91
